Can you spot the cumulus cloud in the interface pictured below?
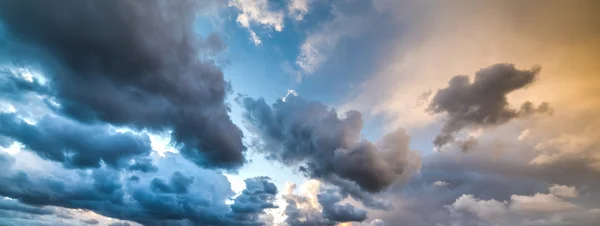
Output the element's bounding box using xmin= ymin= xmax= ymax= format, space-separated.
xmin=0 ymin=0 xmax=246 ymax=169
xmin=239 ymin=94 xmax=421 ymax=195
xmin=428 ymin=63 xmax=552 ymax=148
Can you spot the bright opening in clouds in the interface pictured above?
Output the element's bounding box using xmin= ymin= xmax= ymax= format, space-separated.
xmin=0 ymin=0 xmax=599 ymax=226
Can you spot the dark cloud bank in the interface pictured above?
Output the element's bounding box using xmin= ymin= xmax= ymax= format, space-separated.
xmin=428 ymin=63 xmax=552 ymax=148
xmin=0 ymin=0 xmax=245 ymax=169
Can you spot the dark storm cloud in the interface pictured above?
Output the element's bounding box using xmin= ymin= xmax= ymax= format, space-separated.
xmin=239 ymin=95 xmax=420 ymax=195
xmin=428 ymin=63 xmax=552 ymax=148
xmin=318 ymin=187 xmax=367 ymax=222
xmin=0 ymin=113 xmax=153 ymax=170
xmin=0 ymin=152 xmax=277 ymax=226
xmin=0 ymin=0 xmax=246 ymax=169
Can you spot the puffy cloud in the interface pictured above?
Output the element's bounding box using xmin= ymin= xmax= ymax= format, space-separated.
xmin=428 ymin=63 xmax=552 ymax=148
xmin=239 ymin=95 xmax=420 ymax=195
xmin=0 ymin=0 xmax=246 ymax=169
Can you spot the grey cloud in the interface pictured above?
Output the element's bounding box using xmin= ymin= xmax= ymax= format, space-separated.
xmin=230 ymin=177 xmax=278 ymax=222
xmin=283 ymin=186 xmax=336 ymax=226
xmin=150 ymin=171 xmax=195 ymax=194
xmin=0 ymin=0 xmax=245 ymax=169
xmin=428 ymin=63 xmax=551 ymax=148
xmin=81 ymin=219 xmax=99 ymax=224
xmin=282 ymin=182 xmax=368 ymax=225
xmin=108 ymin=223 xmax=131 ymax=226
xmin=239 ymin=95 xmax=420 ymax=197
xmin=0 ymin=113 xmax=153 ymax=170
xmin=0 ymin=151 xmax=276 ymax=226
xmin=0 ymin=197 xmax=54 ymax=216
xmin=318 ymin=187 xmax=368 ymax=222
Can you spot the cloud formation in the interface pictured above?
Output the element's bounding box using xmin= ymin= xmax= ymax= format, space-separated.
xmin=239 ymin=95 xmax=420 ymax=194
xmin=229 ymin=0 xmax=285 ymax=45
xmin=0 ymin=151 xmax=277 ymax=226
xmin=0 ymin=113 xmax=153 ymax=170
xmin=428 ymin=63 xmax=551 ymax=148
xmin=0 ymin=0 xmax=246 ymax=169
xmin=281 ymin=180 xmax=368 ymax=225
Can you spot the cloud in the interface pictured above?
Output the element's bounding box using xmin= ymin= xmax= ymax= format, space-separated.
xmin=549 ymin=184 xmax=578 ymax=199
xmin=0 ymin=150 xmax=276 ymax=226
xmin=318 ymin=187 xmax=367 ymax=223
xmin=428 ymin=63 xmax=552 ymax=148
xmin=81 ymin=219 xmax=99 ymax=224
xmin=531 ymin=121 xmax=600 ymax=172
xmin=296 ymin=10 xmax=368 ymax=75
xmin=288 ymin=0 xmax=313 ymax=21
xmin=0 ymin=0 xmax=246 ymax=169
xmin=239 ymin=95 xmax=420 ymax=195
xmin=432 ymin=181 xmax=450 ymax=187
xmin=0 ymin=113 xmax=153 ymax=170
xmin=229 ymin=0 xmax=284 ymax=45
xmin=230 ymin=176 xmax=278 ymax=218
xmin=281 ymin=180 xmax=367 ymax=225
xmin=108 ymin=223 xmax=131 ymax=226
xmin=446 ymin=184 xmax=597 ymax=226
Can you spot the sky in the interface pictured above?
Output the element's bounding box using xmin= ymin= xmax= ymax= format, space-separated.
xmin=0 ymin=0 xmax=599 ymax=226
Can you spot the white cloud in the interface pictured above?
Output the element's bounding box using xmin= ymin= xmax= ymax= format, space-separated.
xmin=288 ymin=0 xmax=312 ymax=21
xmin=549 ymin=184 xmax=579 ymax=199
xmin=433 ymin=181 xmax=450 ymax=187
xmin=229 ymin=0 xmax=284 ymax=45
